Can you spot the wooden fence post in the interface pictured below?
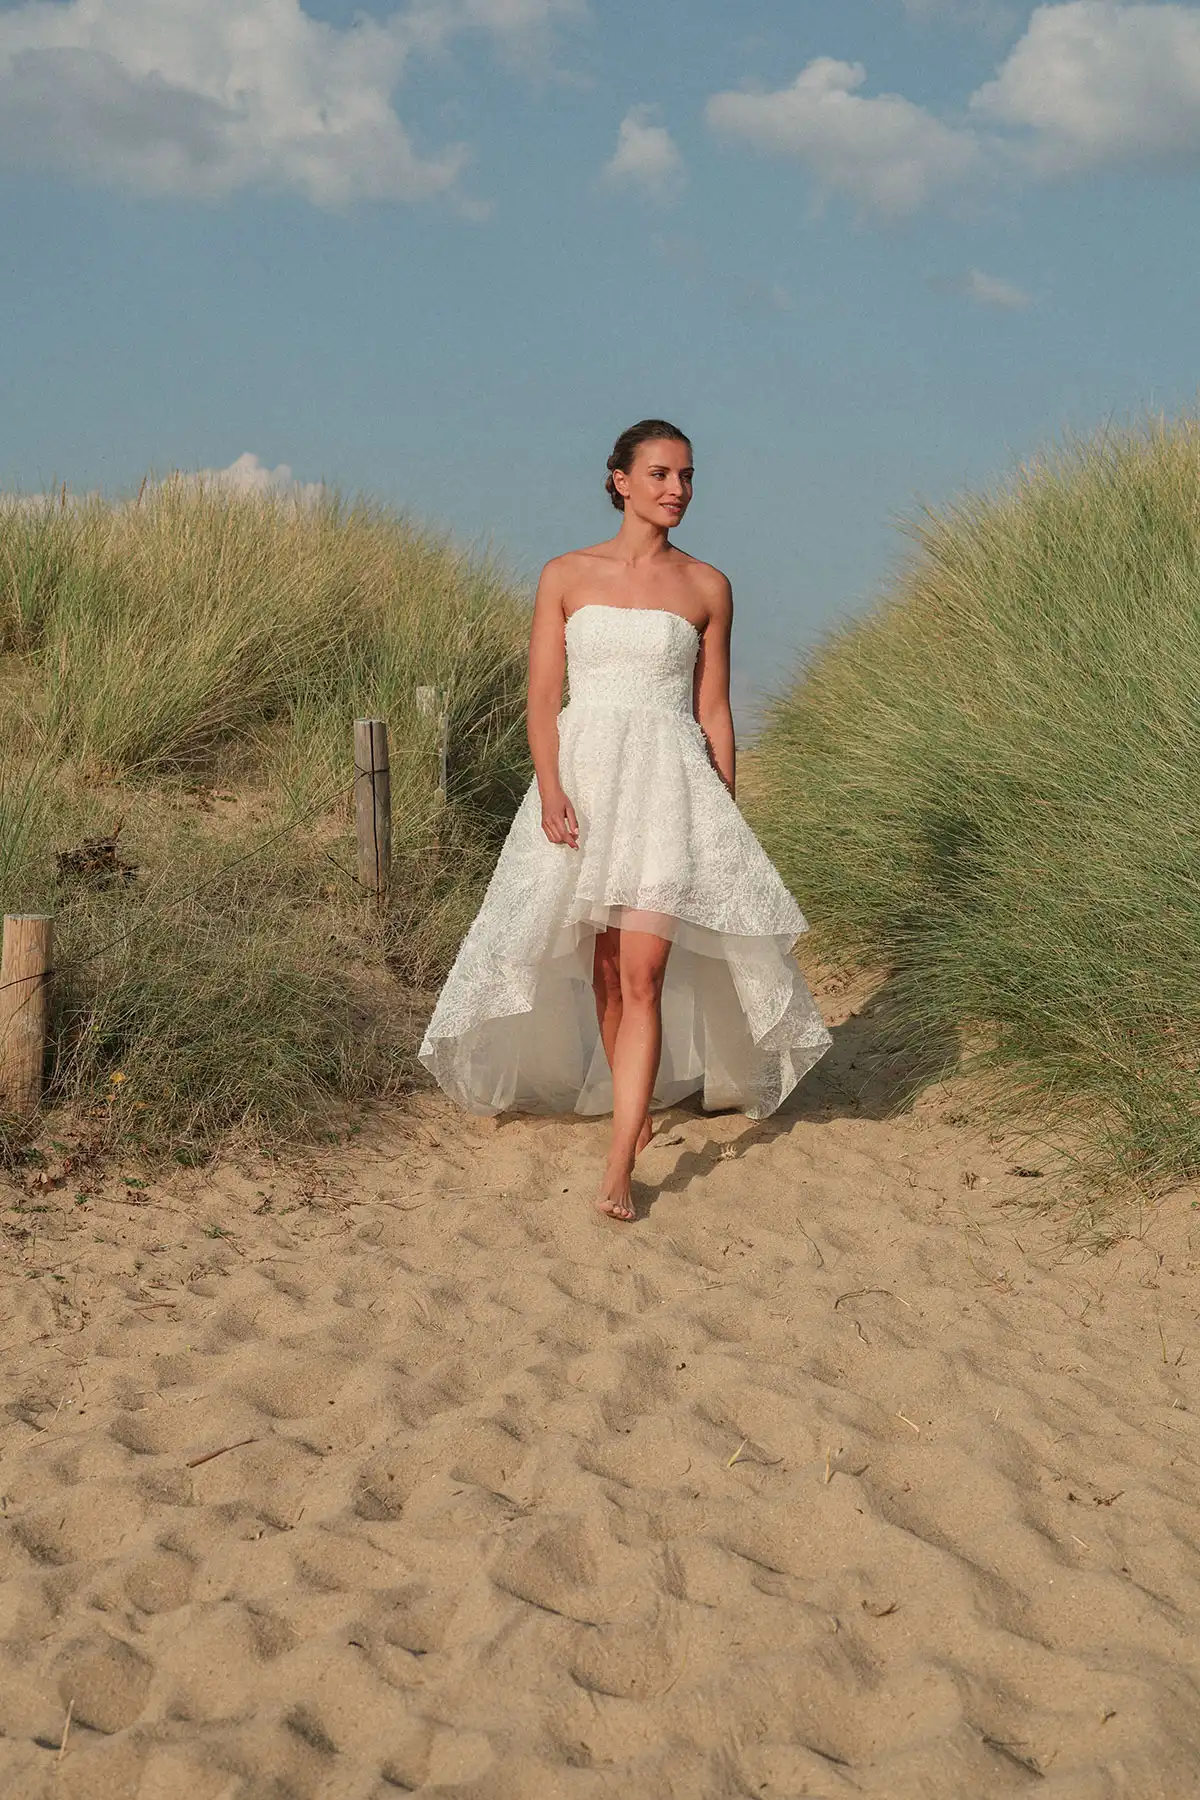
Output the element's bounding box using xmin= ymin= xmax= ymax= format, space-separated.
xmin=415 ymin=686 xmax=449 ymax=803
xmin=353 ymin=719 xmax=392 ymax=896
xmin=0 ymin=915 xmax=53 ymax=1115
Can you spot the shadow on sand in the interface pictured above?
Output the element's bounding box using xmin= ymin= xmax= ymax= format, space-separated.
xmin=644 ymin=978 xmax=958 ymax=1207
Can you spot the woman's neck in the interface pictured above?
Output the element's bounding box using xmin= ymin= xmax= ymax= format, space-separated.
xmin=612 ymin=514 xmax=671 ymax=563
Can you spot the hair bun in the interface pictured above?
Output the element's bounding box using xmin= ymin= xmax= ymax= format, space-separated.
xmin=603 ymin=417 xmax=690 ymax=515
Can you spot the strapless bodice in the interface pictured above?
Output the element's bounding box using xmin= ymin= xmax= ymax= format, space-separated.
xmin=563 ymin=605 xmax=698 ymax=718
xmin=420 ymin=597 xmax=832 ymax=1124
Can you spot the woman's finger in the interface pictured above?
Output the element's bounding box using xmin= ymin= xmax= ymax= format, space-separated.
xmin=542 ymin=802 xmax=577 ymax=847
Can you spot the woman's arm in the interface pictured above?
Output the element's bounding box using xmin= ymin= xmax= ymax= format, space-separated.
xmin=526 ymin=559 xmax=579 ymax=848
xmin=693 ymin=573 xmax=736 ymax=799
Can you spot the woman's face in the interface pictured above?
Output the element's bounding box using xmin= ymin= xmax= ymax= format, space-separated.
xmin=615 ymin=438 xmax=694 ymax=527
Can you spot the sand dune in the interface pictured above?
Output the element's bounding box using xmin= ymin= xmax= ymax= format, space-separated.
xmin=3 ymin=975 xmax=1200 ymax=1797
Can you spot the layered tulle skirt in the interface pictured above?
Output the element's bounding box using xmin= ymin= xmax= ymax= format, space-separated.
xmin=418 ymin=696 xmax=831 ymax=1120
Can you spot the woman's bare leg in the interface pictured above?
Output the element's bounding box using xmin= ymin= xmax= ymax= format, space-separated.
xmin=592 ymin=927 xmax=654 ymax=1159
xmin=595 ymin=926 xmax=672 ymax=1220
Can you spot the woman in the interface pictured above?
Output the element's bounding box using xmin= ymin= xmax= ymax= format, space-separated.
xmin=419 ymin=419 xmax=831 ymax=1220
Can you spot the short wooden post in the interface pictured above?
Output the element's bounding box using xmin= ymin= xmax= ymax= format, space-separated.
xmin=0 ymin=914 xmax=53 ymax=1115
xmin=353 ymin=719 xmax=392 ymax=895
xmin=415 ymin=685 xmax=449 ymax=802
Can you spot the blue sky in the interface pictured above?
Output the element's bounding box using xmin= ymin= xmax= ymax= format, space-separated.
xmin=3 ymin=0 xmax=1200 ymax=728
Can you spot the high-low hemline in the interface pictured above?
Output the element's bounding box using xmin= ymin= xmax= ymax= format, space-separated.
xmin=418 ymin=606 xmax=832 ymax=1119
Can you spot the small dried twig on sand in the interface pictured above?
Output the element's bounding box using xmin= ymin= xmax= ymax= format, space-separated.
xmin=186 ymin=1436 xmax=258 ymax=1469
xmin=726 ymin=1438 xmax=783 ymax=1470
xmin=834 ymin=1287 xmax=914 ymax=1311
xmin=980 ymin=1732 xmax=1045 ymax=1779
xmin=57 ymin=1698 xmax=74 ymax=1765
xmin=795 ymin=1223 xmax=825 ymax=1268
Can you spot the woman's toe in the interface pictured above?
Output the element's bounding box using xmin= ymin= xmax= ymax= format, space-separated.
xmin=595 ymin=1192 xmax=635 ymax=1221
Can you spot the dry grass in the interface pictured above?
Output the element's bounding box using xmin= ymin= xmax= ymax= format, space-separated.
xmin=0 ymin=479 xmax=532 ymax=1162
xmin=751 ymin=414 xmax=1200 ymax=1201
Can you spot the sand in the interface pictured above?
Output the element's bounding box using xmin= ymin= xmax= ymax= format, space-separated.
xmin=2 ymin=972 xmax=1200 ymax=1799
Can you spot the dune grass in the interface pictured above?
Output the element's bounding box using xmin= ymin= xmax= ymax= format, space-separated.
xmin=0 ymin=480 xmax=533 ymax=1161
xmin=751 ymin=416 xmax=1200 ymax=1199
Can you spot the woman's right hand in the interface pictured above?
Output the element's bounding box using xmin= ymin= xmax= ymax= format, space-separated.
xmin=540 ymin=784 xmax=579 ymax=849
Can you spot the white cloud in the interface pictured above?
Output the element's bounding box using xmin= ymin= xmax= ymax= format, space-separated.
xmin=0 ymin=0 xmax=582 ymax=206
xmin=706 ymin=58 xmax=981 ymax=217
xmin=931 ymin=266 xmax=1034 ymax=307
xmin=0 ymin=490 xmax=76 ymax=515
xmin=0 ymin=454 xmax=325 ymax=511
xmin=708 ymin=4 xmax=1200 ymax=220
xmin=601 ymin=106 xmax=684 ymax=199
xmin=972 ymin=1 xmax=1200 ymax=173
xmin=171 ymin=453 xmax=327 ymax=505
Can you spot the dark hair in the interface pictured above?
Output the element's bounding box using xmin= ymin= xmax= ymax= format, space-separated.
xmin=605 ymin=418 xmax=691 ymax=511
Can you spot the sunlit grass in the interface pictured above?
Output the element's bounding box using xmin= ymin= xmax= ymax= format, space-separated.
xmin=0 ymin=479 xmax=532 ymax=1160
xmin=751 ymin=415 xmax=1200 ymax=1199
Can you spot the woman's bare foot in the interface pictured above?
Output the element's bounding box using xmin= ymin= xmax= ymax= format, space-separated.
xmin=596 ymin=1117 xmax=657 ymax=1217
xmin=595 ymin=1176 xmax=636 ymax=1222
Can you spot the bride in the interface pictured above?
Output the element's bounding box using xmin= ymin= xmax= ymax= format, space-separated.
xmin=419 ymin=419 xmax=830 ymax=1220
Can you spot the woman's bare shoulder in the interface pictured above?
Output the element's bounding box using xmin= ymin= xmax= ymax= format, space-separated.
xmin=538 ymin=544 xmax=617 ymax=584
xmin=675 ymin=548 xmax=730 ymax=586
xmin=555 ymin=541 xmax=620 ymax=566
xmin=677 ymin=551 xmax=733 ymax=613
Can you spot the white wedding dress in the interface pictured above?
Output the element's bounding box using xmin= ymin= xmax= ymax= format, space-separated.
xmin=418 ymin=605 xmax=832 ymax=1119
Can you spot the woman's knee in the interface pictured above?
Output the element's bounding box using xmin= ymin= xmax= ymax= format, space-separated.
xmin=620 ymin=959 xmax=668 ymax=1009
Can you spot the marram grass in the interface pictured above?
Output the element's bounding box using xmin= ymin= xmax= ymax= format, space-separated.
xmin=750 ymin=416 xmax=1200 ymax=1200
xmin=0 ymin=479 xmax=532 ymax=1160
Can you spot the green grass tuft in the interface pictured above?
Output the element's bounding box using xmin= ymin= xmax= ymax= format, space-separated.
xmin=0 ymin=479 xmax=533 ymax=1161
xmin=750 ymin=415 xmax=1200 ymax=1198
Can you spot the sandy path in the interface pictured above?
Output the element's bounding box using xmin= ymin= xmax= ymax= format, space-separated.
xmin=2 ymin=979 xmax=1200 ymax=1798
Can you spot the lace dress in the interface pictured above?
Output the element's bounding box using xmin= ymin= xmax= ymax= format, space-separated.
xmin=418 ymin=605 xmax=832 ymax=1119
